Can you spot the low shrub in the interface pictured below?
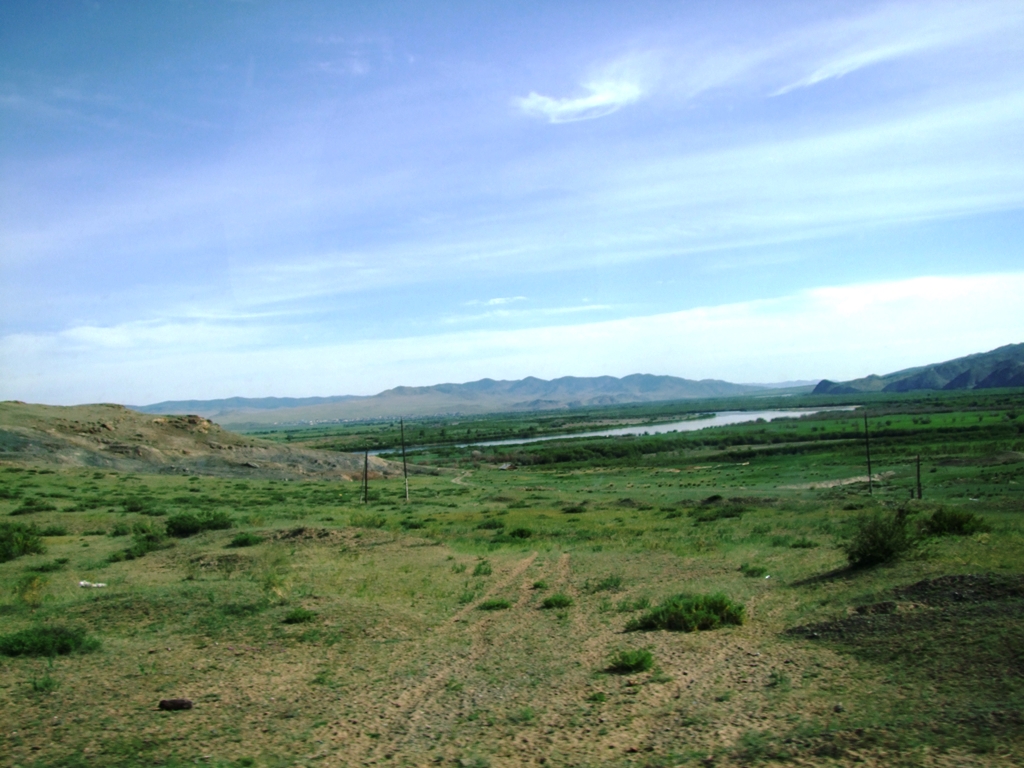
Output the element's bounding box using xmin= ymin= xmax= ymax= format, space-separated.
xmin=921 ymin=508 xmax=990 ymax=537
xmin=541 ymin=593 xmax=574 ymax=609
xmin=29 ymin=558 xmax=69 ymax=573
xmin=282 ymin=607 xmax=317 ymax=624
xmin=38 ymin=525 xmax=68 ymax=537
xmin=507 ymin=527 xmax=533 ymax=539
xmin=789 ymin=537 xmax=817 ymax=549
xmin=841 ymin=510 xmax=916 ymax=568
xmin=227 ymin=532 xmax=263 ymax=548
xmin=472 ymin=560 xmax=492 ymax=576
xmin=165 ymin=511 xmax=233 ymax=538
xmin=476 ymin=519 xmax=505 ymax=530
xmin=691 ymin=504 xmax=744 ymax=523
xmin=10 ymin=497 xmax=58 ymax=515
xmin=606 ymin=648 xmax=654 ymax=674
xmin=0 ymin=625 xmax=100 ymax=657
xmin=532 ymin=580 xmax=548 ymax=590
xmin=0 ymin=521 xmax=45 ymax=562
xmin=349 ymin=513 xmax=387 ymax=529
xmin=108 ymin=522 xmax=131 ymax=537
xmin=399 ymin=518 xmax=425 ymax=529
xmin=626 ymin=593 xmax=745 ymax=632
xmin=478 ymin=598 xmax=511 ymax=611
xmin=109 ymin=527 xmax=172 ymax=562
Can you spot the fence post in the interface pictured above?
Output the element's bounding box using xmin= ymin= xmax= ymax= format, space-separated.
xmin=864 ymin=412 xmax=873 ymax=495
xmin=916 ymin=454 xmax=922 ymax=500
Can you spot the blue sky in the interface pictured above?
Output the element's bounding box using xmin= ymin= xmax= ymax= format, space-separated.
xmin=2 ymin=1 xmax=1023 ymax=404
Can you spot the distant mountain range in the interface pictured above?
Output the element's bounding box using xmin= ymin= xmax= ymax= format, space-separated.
xmin=813 ymin=343 xmax=1024 ymax=395
xmin=134 ymin=374 xmax=802 ymax=426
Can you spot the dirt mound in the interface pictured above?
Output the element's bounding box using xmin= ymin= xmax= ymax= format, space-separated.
xmin=0 ymin=401 xmax=401 ymax=480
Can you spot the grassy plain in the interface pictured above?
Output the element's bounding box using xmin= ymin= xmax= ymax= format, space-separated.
xmin=1 ymin=391 xmax=1023 ymax=767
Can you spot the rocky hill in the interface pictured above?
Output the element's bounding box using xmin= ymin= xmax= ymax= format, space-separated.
xmin=0 ymin=402 xmax=400 ymax=480
xmin=813 ymin=343 xmax=1024 ymax=395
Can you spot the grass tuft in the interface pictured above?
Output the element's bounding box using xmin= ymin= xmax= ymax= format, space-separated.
xmin=606 ymin=648 xmax=654 ymax=674
xmin=227 ymin=532 xmax=263 ymax=548
xmin=282 ymin=607 xmax=317 ymax=624
xmin=541 ymin=593 xmax=573 ymax=609
xmin=625 ymin=593 xmax=744 ymax=632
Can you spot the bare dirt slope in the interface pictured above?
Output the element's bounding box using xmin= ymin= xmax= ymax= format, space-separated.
xmin=0 ymin=401 xmax=400 ymax=480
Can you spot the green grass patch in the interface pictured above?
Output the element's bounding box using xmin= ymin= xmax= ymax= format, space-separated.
xmin=282 ymin=607 xmax=317 ymax=624
xmin=165 ymin=510 xmax=233 ymax=538
xmin=922 ymin=508 xmax=991 ymax=536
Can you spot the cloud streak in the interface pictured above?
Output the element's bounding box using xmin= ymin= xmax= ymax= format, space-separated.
xmin=516 ymin=79 xmax=642 ymax=123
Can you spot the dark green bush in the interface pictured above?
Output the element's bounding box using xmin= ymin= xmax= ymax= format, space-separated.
xmin=476 ymin=519 xmax=505 ymax=530
xmin=227 ymin=532 xmax=263 ymax=548
xmin=921 ymin=508 xmax=990 ymax=537
xmin=165 ymin=511 xmax=232 ymax=538
xmin=108 ymin=522 xmax=131 ymax=537
xmin=739 ymin=563 xmax=767 ymax=578
xmin=606 ymin=648 xmax=654 ymax=674
xmin=0 ymin=625 xmax=100 ymax=657
xmin=507 ymin=527 xmax=532 ymax=539
xmin=541 ymin=593 xmax=574 ymax=609
xmin=282 ymin=607 xmax=317 ymax=624
xmin=29 ymin=558 xmax=69 ymax=573
xmin=109 ymin=527 xmax=172 ymax=562
xmin=0 ymin=521 xmax=45 ymax=562
xmin=626 ymin=593 xmax=745 ymax=632
xmin=399 ymin=518 xmax=425 ymax=529
xmin=38 ymin=525 xmax=68 ymax=537
xmin=841 ymin=510 xmax=916 ymax=568
xmin=478 ymin=598 xmax=511 ymax=611
xmin=10 ymin=497 xmax=57 ymax=515
xmin=472 ymin=560 xmax=492 ymax=576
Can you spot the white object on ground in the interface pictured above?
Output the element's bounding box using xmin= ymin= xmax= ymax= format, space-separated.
xmin=78 ymin=581 xmax=107 ymax=588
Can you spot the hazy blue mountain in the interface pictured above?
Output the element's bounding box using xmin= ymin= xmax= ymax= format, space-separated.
xmin=133 ymin=374 xmax=769 ymax=425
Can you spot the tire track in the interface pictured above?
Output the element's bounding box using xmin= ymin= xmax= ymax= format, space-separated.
xmin=356 ymin=551 xmax=544 ymax=762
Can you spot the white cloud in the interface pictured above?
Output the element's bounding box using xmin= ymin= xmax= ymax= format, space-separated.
xmin=3 ymin=274 xmax=1021 ymax=404
xmin=516 ymin=79 xmax=642 ymax=123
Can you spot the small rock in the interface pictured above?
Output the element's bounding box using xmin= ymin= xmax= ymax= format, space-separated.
xmin=159 ymin=698 xmax=194 ymax=711
xmin=833 ymin=703 xmax=845 ymax=713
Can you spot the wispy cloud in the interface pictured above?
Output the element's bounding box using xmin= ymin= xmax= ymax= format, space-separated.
xmin=464 ymin=296 xmax=527 ymax=307
xmin=772 ymin=1 xmax=1024 ymax=96
xmin=516 ymin=79 xmax=642 ymax=123
xmin=4 ymin=274 xmax=1021 ymax=404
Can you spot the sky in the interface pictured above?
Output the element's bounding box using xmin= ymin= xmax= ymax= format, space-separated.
xmin=2 ymin=0 xmax=1023 ymax=405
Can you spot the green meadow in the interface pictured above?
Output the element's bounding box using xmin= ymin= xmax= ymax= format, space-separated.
xmin=2 ymin=390 xmax=1023 ymax=767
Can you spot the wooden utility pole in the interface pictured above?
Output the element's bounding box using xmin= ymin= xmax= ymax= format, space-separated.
xmin=363 ymin=450 xmax=369 ymax=504
xmin=400 ymin=418 xmax=409 ymax=503
xmin=916 ymin=454 xmax=922 ymax=500
xmin=863 ymin=412 xmax=873 ymax=495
